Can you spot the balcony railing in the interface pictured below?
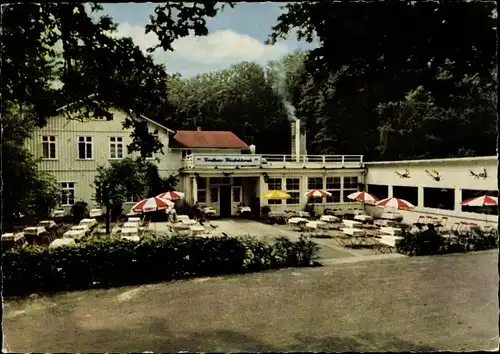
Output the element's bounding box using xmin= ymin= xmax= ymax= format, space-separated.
xmin=182 ymin=154 xmax=364 ymax=169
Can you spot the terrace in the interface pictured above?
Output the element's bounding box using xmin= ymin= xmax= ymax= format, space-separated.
xmin=182 ymin=153 xmax=364 ymax=170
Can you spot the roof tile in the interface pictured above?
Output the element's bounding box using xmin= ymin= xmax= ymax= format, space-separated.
xmin=172 ymin=130 xmax=250 ymax=149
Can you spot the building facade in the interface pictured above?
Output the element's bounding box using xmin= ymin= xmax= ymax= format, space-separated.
xmin=27 ymin=108 xmax=497 ymax=223
xmin=364 ymin=156 xmax=498 ymax=226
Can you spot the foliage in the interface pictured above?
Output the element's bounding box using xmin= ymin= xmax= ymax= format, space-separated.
xmin=2 ymin=234 xmax=320 ymax=296
xmin=1 ymin=101 xmax=61 ymax=230
xmin=165 ymin=61 xmax=291 ymax=153
xmin=267 ymin=1 xmax=496 ymax=160
xmin=1 ymin=3 xmax=232 ymax=157
xmin=396 ymin=228 xmax=498 ymax=256
xmin=92 ymin=157 xmax=178 ymax=232
xmin=70 ymin=201 xmax=89 ymax=222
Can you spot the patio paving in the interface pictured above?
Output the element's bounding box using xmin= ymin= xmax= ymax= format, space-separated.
xmin=148 ymin=219 xmax=383 ymax=261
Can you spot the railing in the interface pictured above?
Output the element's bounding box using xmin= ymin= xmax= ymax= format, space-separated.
xmin=182 ymin=153 xmax=364 ymax=169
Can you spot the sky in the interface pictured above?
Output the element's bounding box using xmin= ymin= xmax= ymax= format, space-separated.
xmin=99 ymin=2 xmax=320 ymax=77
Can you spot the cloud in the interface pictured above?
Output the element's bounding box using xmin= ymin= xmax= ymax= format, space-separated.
xmin=115 ymin=23 xmax=290 ymax=77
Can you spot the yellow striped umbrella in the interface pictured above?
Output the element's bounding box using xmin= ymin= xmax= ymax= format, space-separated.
xmin=262 ymin=190 xmax=291 ymax=200
xmin=262 ymin=190 xmax=290 ymax=213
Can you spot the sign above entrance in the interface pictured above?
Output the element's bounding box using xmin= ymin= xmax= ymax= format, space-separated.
xmin=194 ymin=155 xmax=262 ymax=167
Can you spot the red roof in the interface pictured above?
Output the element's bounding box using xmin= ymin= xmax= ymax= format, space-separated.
xmin=172 ymin=130 xmax=250 ymax=149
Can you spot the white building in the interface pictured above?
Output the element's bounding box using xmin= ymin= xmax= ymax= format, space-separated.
xmin=27 ymin=107 xmax=497 ymax=225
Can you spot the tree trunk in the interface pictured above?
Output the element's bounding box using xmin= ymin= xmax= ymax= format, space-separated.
xmin=105 ymin=205 xmax=111 ymax=234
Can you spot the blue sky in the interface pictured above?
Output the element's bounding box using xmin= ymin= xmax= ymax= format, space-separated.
xmin=99 ymin=2 xmax=319 ymax=77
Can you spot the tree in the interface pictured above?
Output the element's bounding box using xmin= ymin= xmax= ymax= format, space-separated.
xmin=267 ymin=1 xmax=496 ymax=160
xmin=1 ymin=101 xmax=60 ymax=230
xmin=165 ymin=61 xmax=291 ymax=153
xmin=92 ymin=157 xmax=178 ymax=234
xmin=2 ymin=2 xmax=233 ymax=157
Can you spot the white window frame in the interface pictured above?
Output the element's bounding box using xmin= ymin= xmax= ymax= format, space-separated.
xmin=109 ymin=136 xmax=124 ymax=160
xmin=77 ymin=136 xmax=93 ymax=160
xmin=286 ymin=177 xmax=300 ymax=205
xmin=267 ymin=178 xmax=282 ymax=205
xmin=233 ymin=186 xmax=242 ymax=203
xmin=41 ymin=135 xmax=57 ymax=159
xmin=326 ymin=177 xmax=341 ymax=203
xmin=343 ymin=176 xmax=359 ymax=202
xmin=60 ymin=182 xmax=75 ymax=206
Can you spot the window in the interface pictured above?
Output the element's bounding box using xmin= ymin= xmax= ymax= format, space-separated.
xmin=233 ymin=187 xmax=241 ymax=203
xmin=197 ymin=177 xmax=207 ymax=203
xmin=423 ymin=187 xmax=454 ymax=210
xmin=77 ymin=136 xmax=93 ymax=159
xmin=368 ymin=184 xmax=389 ymax=200
xmin=461 ymin=189 xmax=498 ymax=215
xmin=232 ymin=177 xmax=242 ymax=186
xmin=307 ymin=177 xmax=323 ymax=203
xmin=181 ymin=150 xmax=192 ymax=158
xmin=267 ymin=178 xmax=282 ymax=204
xmin=326 ymin=177 xmax=341 ymax=203
xmin=42 ymin=136 xmax=56 ymax=159
xmin=342 ymin=176 xmax=359 ymax=201
xmin=210 ymin=187 xmax=218 ymax=203
xmin=286 ymin=178 xmax=300 ymax=205
xmin=393 ymin=186 xmax=418 ymax=206
xmin=109 ymin=137 xmax=124 ymax=159
xmin=61 ymin=182 xmax=75 ymax=205
xmin=197 ymin=190 xmax=207 ymax=203
xmin=126 ymin=193 xmax=141 ymax=203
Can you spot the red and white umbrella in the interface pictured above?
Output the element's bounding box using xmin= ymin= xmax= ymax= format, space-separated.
xmin=304 ymin=189 xmax=332 ymax=198
xmin=347 ymin=191 xmax=378 ymax=204
xmin=156 ymin=191 xmax=185 ymax=200
xmin=132 ymin=196 xmax=174 ymax=213
xmin=376 ymin=197 xmax=415 ymax=210
xmin=460 ymin=194 xmax=498 ymax=207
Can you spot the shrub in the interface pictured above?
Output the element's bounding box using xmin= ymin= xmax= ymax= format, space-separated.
xmin=70 ymin=201 xmax=88 ymax=222
xmin=2 ymin=234 xmax=320 ymax=296
xmin=397 ymin=229 xmax=444 ymax=256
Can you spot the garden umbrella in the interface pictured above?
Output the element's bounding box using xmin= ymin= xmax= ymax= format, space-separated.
xmin=376 ymin=197 xmax=415 ymax=215
xmin=460 ymin=194 xmax=498 ymax=207
xmin=132 ymin=196 xmax=174 ymax=236
xmin=156 ymin=191 xmax=185 ymax=201
xmin=262 ymin=190 xmax=290 ymax=213
xmin=460 ymin=194 xmax=498 ymax=225
xmin=132 ymin=196 xmax=174 ymax=213
xmin=347 ymin=191 xmax=378 ymax=205
xmin=304 ymin=189 xmax=332 ymax=216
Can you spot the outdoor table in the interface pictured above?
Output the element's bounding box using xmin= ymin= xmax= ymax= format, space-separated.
xmin=341 ymin=228 xmax=366 ymax=237
xmin=380 ymin=227 xmax=403 ymax=236
xmin=190 ymin=225 xmax=206 ymax=236
xmin=237 ymin=206 xmax=252 ymax=214
xmin=177 ymin=215 xmax=191 ymax=222
xmin=381 ymin=212 xmax=403 ymax=222
xmin=354 ymin=214 xmax=373 ymax=222
xmin=181 ymin=219 xmax=197 ymax=225
xmin=298 ymin=211 xmax=310 ymax=218
xmin=89 ymin=208 xmax=103 ymax=218
xmin=52 ymin=209 xmax=66 ymax=218
xmin=38 ymin=220 xmax=57 ymax=230
xmin=320 ymin=215 xmax=339 ymax=222
xmin=203 ymin=207 xmax=217 ymax=216
xmin=170 ymin=223 xmax=191 ymax=231
xmin=343 ymin=219 xmax=363 ymax=228
xmin=372 ymin=236 xmax=403 ymax=254
xmin=49 ymin=238 xmax=76 ymax=248
xmin=121 ymin=235 xmax=140 ymax=242
xmin=288 ymin=217 xmax=309 ymax=224
xmin=128 ymin=216 xmax=141 ymax=223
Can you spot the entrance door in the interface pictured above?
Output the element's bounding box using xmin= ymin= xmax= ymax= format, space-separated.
xmin=219 ymin=186 xmax=232 ymax=218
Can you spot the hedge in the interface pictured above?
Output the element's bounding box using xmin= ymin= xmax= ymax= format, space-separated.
xmin=396 ymin=228 xmax=498 ymax=256
xmin=2 ymin=234 xmax=320 ymax=296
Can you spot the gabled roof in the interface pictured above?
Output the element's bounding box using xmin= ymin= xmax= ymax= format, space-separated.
xmin=54 ymin=96 xmax=175 ymax=134
xmin=172 ymin=130 xmax=250 ymax=149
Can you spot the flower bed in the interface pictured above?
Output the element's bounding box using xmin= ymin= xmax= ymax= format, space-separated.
xmin=2 ymin=234 xmax=320 ymax=296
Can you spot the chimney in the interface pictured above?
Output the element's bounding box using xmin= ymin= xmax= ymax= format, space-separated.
xmin=197 ymin=127 xmax=202 ymax=131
